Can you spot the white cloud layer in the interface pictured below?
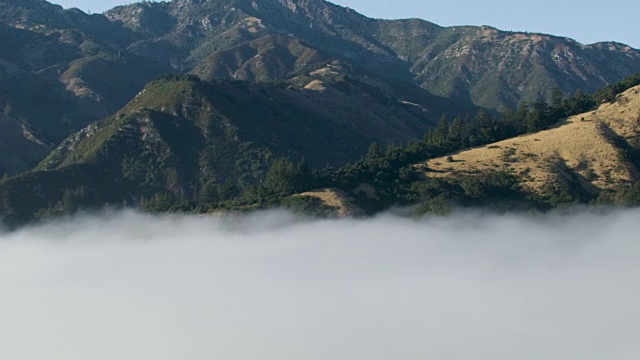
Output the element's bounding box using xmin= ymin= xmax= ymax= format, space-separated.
xmin=1 ymin=209 xmax=640 ymax=359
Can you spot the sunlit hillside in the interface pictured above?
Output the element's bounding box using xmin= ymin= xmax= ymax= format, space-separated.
xmin=424 ymin=85 xmax=640 ymax=196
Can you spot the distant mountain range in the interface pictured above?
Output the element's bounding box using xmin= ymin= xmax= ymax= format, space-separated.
xmin=1 ymin=0 xmax=640 ymax=224
xmin=1 ymin=0 xmax=638 ymax=139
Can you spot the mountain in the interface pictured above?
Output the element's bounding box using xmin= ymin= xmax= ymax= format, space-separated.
xmin=2 ymin=74 xmax=640 ymax=225
xmin=424 ymin=85 xmax=640 ymax=200
xmin=0 ymin=73 xmax=461 ymax=223
xmin=1 ymin=0 xmax=639 ymax=151
xmin=0 ymin=0 xmax=170 ymax=144
xmin=106 ymin=0 xmax=640 ymax=105
xmin=410 ymin=28 xmax=640 ymax=107
xmin=41 ymin=73 xmax=448 ymax=169
xmin=104 ymin=0 xmax=640 ymax=110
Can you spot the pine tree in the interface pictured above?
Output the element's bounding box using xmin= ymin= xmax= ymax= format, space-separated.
xmin=433 ymin=114 xmax=448 ymax=147
xmin=265 ymin=158 xmax=298 ymax=195
xmin=525 ymin=108 xmax=542 ymax=133
xmin=366 ymin=142 xmax=383 ymax=161
xmin=295 ymin=158 xmax=313 ymax=191
xmin=476 ymin=110 xmax=496 ymax=143
xmin=449 ymin=116 xmax=465 ymax=148
xmin=550 ymin=87 xmax=564 ymax=109
xmin=550 ymin=87 xmax=566 ymax=119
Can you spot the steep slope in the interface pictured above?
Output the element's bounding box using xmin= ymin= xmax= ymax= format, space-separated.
xmin=409 ymin=26 xmax=640 ymax=109
xmin=103 ymin=0 xmax=640 ymax=110
xmin=42 ymin=75 xmax=439 ymax=169
xmin=424 ymin=85 xmax=640 ymax=198
xmin=0 ymin=113 xmax=50 ymax=176
xmin=0 ymin=0 xmax=170 ymax=143
xmin=191 ymin=34 xmax=330 ymax=82
xmin=0 ymin=74 xmax=444 ymax=222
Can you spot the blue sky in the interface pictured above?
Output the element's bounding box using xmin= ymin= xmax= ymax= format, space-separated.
xmin=51 ymin=0 xmax=639 ymax=48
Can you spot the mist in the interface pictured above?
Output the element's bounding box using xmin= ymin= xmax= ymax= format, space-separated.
xmin=1 ymin=209 xmax=639 ymax=359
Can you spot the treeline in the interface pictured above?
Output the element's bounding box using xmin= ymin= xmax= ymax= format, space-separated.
xmin=593 ymin=73 xmax=640 ymax=104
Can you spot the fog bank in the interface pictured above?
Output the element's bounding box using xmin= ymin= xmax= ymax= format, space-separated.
xmin=1 ymin=209 xmax=639 ymax=359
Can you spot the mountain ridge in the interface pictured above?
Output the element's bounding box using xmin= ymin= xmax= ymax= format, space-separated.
xmin=2 ymin=0 xmax=638 ymax=124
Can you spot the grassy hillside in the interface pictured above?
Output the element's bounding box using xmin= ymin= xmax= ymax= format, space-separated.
xmin=424 ymin=85 xmax=640 ymax=200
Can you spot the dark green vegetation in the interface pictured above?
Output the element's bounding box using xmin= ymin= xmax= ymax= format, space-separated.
xmin=3 ymin=73 xmax=640 ymax=226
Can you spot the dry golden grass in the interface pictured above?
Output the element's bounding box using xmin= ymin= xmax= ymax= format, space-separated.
xmin=303 ymin=79 xmax=328 ymax=91
xmin=296 ymin=188 xmax=363 ymax=217
xmin=423 ymin=85 xmax=640 ymax=195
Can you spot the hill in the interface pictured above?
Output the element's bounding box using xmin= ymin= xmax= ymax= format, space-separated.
xmin=424 ymin=85 xmax=640 ymax=199
xmin=41 ymin=74 xmax=450 ymax=169
xmin=0 ymin=73 xmax=457 ymax=223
